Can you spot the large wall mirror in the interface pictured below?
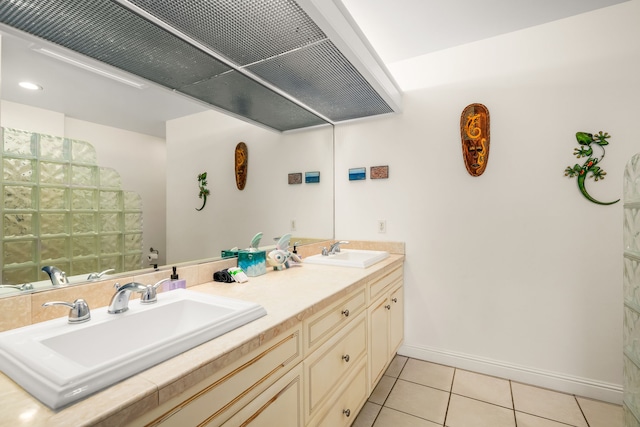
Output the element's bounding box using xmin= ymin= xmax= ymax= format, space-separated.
xmin=0 ymin=30 xmax=335 ymax=297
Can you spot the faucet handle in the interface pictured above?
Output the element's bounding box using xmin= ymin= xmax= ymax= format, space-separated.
xmin=42 ymin=299 xmax=91 ymax=323
xmin=87 ymin=268 xmax=115 ymax=281
xmin=141 ymin=278 xmax=171 ymax=304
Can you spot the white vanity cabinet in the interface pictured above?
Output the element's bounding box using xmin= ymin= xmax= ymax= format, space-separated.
xmin=301 ymin=285 xmax=367 ymax=425
xmin=367 ymin=265 xmax=404 ymax=390
xmin=221 ymin=364 xmax=304 ymax=427
xmin=130 ymin=325 xmax=303 ymax=427
xmin=128 ymin=259 xmax=404 ymax=427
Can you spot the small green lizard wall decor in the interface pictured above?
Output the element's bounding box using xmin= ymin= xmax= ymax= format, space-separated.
xmin=564 ymin=131 xmax=619 ymax=205
xmin=196 ymin=172 xmax=210 ymax=211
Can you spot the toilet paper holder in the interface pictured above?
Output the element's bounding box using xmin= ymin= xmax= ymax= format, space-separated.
xmin=148 ymin=247 xmax=159 ymax=269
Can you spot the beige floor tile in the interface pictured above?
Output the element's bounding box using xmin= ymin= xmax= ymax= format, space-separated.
xmin=373 ymin=407 xmax=441 ymax=427
xmin=384 ymin=355 xmax=408 ymax=378
xmin=576 ymin=396 xmax=623 ymax=427
xmin=384 ymin=379 xmax=449 ymax=424
xmin=399 ymin=358 xmax=454 ymax=391
xmin=452 ymin=369 xmax=513 ymax=408
xmin=369 ymin=375 xmax=396 ymax=405
xmin=445 ymin=394 xmax=515 ymax=427
xmin=511 ymin=383 xmax=587 ymax=427
xmin=516 ymin=411 xmax=580 ymax=427
xmin=353 ymin=402 xmax=382 ymax=427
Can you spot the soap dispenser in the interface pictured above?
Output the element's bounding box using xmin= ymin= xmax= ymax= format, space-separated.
xmin=164 ymin=266 xmax=186 ymax=291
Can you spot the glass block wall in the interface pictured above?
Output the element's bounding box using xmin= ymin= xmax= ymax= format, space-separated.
xmin=1 ymin=127 xmax=144 ymax=284
xmin=624 ymin=152 xmax=640 ymax=427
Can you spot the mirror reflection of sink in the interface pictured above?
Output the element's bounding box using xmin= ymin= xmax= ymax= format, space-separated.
xmin=304 ymin=249 xmax=389 ymax=268
xmin=0 ymin=289 xmax=266 ymax=409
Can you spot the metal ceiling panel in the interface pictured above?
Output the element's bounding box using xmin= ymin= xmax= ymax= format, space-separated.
xmin=179 ymin=71 xmax=327 ymax=130
xmin=127 ymin=0 xmax=326 ymax=66
xmin=247 ymin=40 xmax=393 ymax=122
xmin=0 ymin=0 xmax=399 ymax=131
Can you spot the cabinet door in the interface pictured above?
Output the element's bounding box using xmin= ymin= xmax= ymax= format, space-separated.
xmin=389 ymin=284 xmax=404 ymax=355
xmin=220 ymin=364 xmax=303 ymax=427
xmin=368 ymin=295 xmax=390 ymax=389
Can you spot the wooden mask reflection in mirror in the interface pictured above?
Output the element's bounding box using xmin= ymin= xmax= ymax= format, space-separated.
xmin=460 ymin=103 xmax=490 ymax=177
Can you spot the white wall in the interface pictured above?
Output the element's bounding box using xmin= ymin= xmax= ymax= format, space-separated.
xmin=334 ymin=0 xmax=640 ymax=403
xmin=165 ymin=111 xmax=334 ymax=264
xmin=0 ymin=101 xmax=168 ymax=266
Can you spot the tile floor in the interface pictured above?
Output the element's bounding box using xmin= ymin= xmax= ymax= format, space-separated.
xmin=353 ymin=356 xmax=622 ymax=427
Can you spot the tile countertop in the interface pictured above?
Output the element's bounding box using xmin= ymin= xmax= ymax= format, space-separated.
xmin=0 ymin=253 xmax=404 ymax=427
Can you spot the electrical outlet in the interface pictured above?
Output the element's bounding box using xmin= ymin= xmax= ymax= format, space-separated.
xmin=291 ymin=219 xmax=297 ymax=231
xmin=377 ymin=220 xmax=386 ymax=233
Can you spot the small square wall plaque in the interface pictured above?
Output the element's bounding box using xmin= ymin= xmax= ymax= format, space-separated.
xmin=349 ymin=167 xmax=366 ymax=181
xmin=305 ymin=171 xmax=320 ymax=183
xmin=370 ymin=165 xmax=389 ymax=179
xmin=288 ymin=173 xmax=302 ymax=185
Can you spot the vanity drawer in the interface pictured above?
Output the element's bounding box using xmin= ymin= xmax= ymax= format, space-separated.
xmin=141 ymin=325 xmax=302 ymax=427
xmin=304 ymin=311 xmax=366 ymax=421
xmin=369 ymin=264 xmax=402 ymax=302
xmin=219 ymin=363 xmax=303 ymax=427
xmin=303 ymin=287 xmax=366 ymax=355
xmin=308 ymin=357 xmax=367 ymax=427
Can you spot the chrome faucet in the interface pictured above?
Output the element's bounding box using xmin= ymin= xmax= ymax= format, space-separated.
xmin=108 ymin=279 xmax=172 ymax=313
xmin=108 ymin=282 xmax=147 ymax=314
xmin=0 ymin=283 xmax=34 ymax=291
xmin=42 ymin=298 xmax=91 ymax=323
xmin=41 ymin=266 xmax=69 ymax=286
xmin=331 ymin=241 xmax=349 ymax=254
xmin=140 ymin=279 xmax=171 ymax=304
xmin=87 ymin=269 xmax=115 ymax=281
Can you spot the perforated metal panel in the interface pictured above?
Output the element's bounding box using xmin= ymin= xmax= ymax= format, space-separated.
xmin=0 ymin=0 xmax=231 ymax=89
xmin=248 ymin=40 xmax=393 ymax=121
xmin=0 ymin=0 xmax=394 ymax=131
xmin=128 ymin=0 xmax=326 ymax=66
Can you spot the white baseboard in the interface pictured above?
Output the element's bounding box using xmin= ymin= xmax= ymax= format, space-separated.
xmin=398 ymin=343 xmax=623 ymax=405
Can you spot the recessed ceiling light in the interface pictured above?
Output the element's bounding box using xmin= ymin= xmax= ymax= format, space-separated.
xmin=18 ymin=81 xmax=43 ymax=91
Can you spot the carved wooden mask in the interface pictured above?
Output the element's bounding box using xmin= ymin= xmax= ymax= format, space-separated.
xmin=460 ymin=103 xmax=490 ymax=176
xmin=235 ymin=142 xmax=248 ymax=190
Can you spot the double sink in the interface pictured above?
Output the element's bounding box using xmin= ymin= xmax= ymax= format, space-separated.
xmin=0 ymin=249 xmax=389 ymax=410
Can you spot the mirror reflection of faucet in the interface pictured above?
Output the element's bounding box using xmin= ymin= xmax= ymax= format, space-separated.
xmin=41 ymin=266 xmax=70 ymax=286
xmin=87 ymin=269 xmax=115 ymax=281
xmin=0 ymin=283 xmax=34 ymax=291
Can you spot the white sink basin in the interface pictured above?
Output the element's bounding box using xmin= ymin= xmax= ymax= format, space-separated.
xmin=0 ymin=289 xmax=266 ymax=409
xmin=304 ymin=249 xmax=389 ymax=268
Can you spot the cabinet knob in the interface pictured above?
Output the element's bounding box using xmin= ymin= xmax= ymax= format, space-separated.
xmin=392 ymin=298 xmax=398 ymax=303
xmin=343 ymin=409 xmax=351 ymax=417
xmin=341 ymin=309 xmax=350 ymax=317
xmin=342 ymin=354 xmax=350 ymax=363
xmin=385 ymin=304 xmax=391 ymax=310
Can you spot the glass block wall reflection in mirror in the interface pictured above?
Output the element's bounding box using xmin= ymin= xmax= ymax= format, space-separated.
xmin=624 ymin=152 xmax=640 ymax=425
xmin=1 ymin=128 xmax=144 ymax=284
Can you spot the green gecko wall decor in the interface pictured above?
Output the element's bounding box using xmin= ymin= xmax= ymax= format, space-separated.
xmin=564 ymin=131 xmax=619 ymax=205
xmin=196 ymin=172 xmax=210 ymax=211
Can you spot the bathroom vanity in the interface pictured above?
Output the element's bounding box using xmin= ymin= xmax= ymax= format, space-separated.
xmin=0 ymin=242 xmax=404 ymax=426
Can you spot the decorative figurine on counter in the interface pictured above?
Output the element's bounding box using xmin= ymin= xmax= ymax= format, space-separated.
xmin=564 ymin=131 xmax=619 ymax=205
xmin=267 ymin=233 xmax=302 ymax=271
xmin=460 ymin=103 xmax=490 ymax=176
xmin=196 ymin=172 xmax=210 ymax=211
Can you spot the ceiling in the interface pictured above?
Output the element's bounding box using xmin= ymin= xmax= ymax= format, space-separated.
xmin=0 ymin=0 xmax=629 ymax=138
